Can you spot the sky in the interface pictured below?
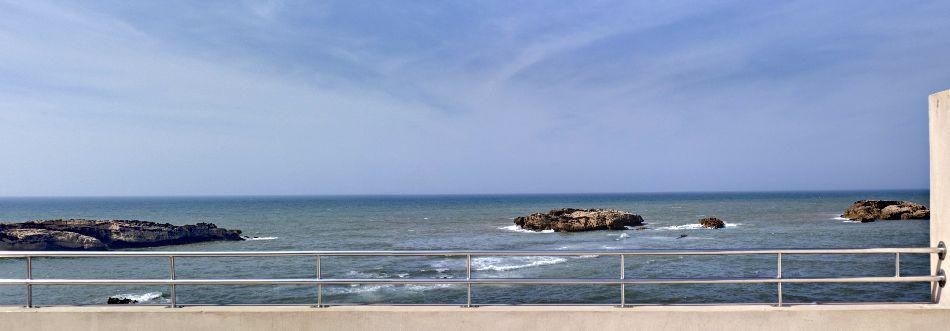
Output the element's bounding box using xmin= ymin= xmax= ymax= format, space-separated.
xmin=1 ymin=0 xmax=949 ymax=196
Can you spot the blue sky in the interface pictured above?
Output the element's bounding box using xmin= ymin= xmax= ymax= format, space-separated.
xmin=1 ymin=0 xmax=948 ymax=196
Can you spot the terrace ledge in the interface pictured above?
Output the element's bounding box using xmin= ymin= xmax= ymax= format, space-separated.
xmin=2 ymin=304 xmax=950 ymax=331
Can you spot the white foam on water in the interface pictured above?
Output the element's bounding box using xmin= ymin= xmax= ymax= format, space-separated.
xmin=832 ymin=216 xmax=850 ymax=221
xmin=329 ymin=283 xmax=456 ymax=295
xmin=423 ymin=259 xmax=456 ymax=273
xmin=664 ymin=224 xmax=704 ymax=230
xmin=404 ymin=284 xmax=456 ymax=291
xmin=472 ymin=256 xmax=567 ymax=271
xmin=113 ymin=292 xmax=164 ymax=303
xmin=346 ymin=270 xmax=412 ymax=279
xmin=616 ymin=233 xmax=630 ymax=240
xmin=328 ymin=284 xmax=392 ymax=294
xmin=244 ymin=236 xmax=278 ymax=241
xmin=498 ymin=225 xmax=555 ymax=233
xmin=328 ymin=270 xmax=448 ymax=294
xmin=656 ymin=223 xmax=740 ymax=230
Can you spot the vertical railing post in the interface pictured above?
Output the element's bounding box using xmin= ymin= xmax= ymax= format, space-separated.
xmin=316 ymin=255 xmax=323 ymax=307
xmin=620 ymin=254 xmax=625 ymax=308
xmin=169 ymin=256 xmax=176 ymax=308
xmin=26 ymin=256 xmax=32 ymax=308
xmin=466 ymin=254 xmax=472 ymax=307
xmin=895 ymin=253 xmax=901 ymax=277
xmin=776 ymin=253 xmax=783 ymax=307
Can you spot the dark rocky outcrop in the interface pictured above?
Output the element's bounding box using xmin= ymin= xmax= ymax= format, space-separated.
xmin=107 ymin=297 xmax=137 ymax=304
xmin=0 ymin=228 xmax=107 ymax=250
xmin=842 ymin=200 xmax=930 ymax=223
xmin=514 ymin=208 xmax=644 ymax=232
xmin=0 ymin=219 xmax=243 ymax=250
xmin=699 ymin=217 xmax=726 ymax=229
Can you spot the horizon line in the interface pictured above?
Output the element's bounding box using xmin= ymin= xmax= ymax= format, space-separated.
xmin=0 ymin=188 xmax=930 ymax=199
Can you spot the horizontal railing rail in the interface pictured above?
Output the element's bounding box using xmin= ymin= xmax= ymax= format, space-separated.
xmin=0 ymin=247 xmax=944 ymax=257
xmin=1 ymin=244 xmax=946 ymax=308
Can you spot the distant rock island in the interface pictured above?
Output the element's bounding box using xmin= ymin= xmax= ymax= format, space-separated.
xmin=514 ymin=208 xmax=644 ymax=232
xmin=0 ymin=219 xmax=243 ymax=250
xmin=699 ymin=217 xmax=726 ymax=229
xmin=841 ymin=200 xmax=930 ymax=223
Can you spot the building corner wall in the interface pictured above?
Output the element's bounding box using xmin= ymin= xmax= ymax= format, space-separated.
xmin=930 ymin=89 xmax=950 ymax=305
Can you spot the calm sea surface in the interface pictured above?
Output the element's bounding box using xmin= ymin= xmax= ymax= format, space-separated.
xmin=0 ymin=191 xmax=932 ymax=305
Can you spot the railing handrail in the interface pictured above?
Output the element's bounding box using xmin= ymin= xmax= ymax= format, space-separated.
xmin=2 ymin=245 xmax=946 ymax=308
xmin=0 ymin=246 xmax=943 ymax=257
xmin=0 ymin=276 xmax=942 ymax=285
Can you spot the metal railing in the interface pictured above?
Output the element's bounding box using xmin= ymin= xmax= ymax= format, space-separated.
xmin=1 ymin=244 xmax=946 ymax=308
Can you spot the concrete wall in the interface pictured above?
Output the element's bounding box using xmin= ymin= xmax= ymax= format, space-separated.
xmin=2 ymin=305 xmax=950 ymax=331
xmin=931 ymin=89 xmax=950 ymax=305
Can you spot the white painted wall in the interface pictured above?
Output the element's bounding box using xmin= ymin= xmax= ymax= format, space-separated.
xmin=931 ymin=89 xmax=950 ymax=305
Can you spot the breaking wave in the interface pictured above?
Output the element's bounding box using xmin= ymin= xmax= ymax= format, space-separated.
xmin=656 ymin=223 xmax=740 ymax=230
xmin=112 ymin=292 xmax=164 ymax=303
xmin=326 ymin=283 xmax=457 ymax=295
xmin=498 ymin=225 xmax=555 ymax=233
xmin=243 ymin=236 xmax=278 ymax=241
xmin=472 ymin=256 xmax=567 ymax=271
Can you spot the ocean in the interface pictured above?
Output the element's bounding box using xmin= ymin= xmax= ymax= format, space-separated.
xmin=0 ymin=190 xmax=932 ymax=306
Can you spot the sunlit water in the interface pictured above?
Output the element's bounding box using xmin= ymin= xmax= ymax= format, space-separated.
xmin=0 ymin=191 xmax=931 ymax=305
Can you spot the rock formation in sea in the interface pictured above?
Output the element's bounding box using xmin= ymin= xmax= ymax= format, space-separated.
xmin=0 ymin=219 xmax=243 ymax=250
xmin=107 ymin=297 xmax=137 ymax=304
xmin=513 ymin=208 xmax=644 ymax=232
xmin=841 ymin=200 xmax=930 ymax=223
xmin=698 ymin=217 xmax=726 ymax=229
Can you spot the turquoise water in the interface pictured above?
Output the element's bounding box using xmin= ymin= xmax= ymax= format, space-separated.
xmin=0 ymin=191 xmax=933 ymax=305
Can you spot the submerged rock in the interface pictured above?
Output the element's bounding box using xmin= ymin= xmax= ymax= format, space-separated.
xmin=0 ymin=219 xmax=243 ymax=250
xmin=513 ymin=208 xmax=644 ymax=232
xmin=842 ymin=200 xmax=929 ymax=223
xmin=698 ymin=217 xmax=726 ymax=229
xmin=107 ymin=297 xmax=137 ymax=304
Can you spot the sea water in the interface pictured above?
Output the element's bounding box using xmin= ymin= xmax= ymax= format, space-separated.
xmin=0 ymin=191 xmax=931 ymax=305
